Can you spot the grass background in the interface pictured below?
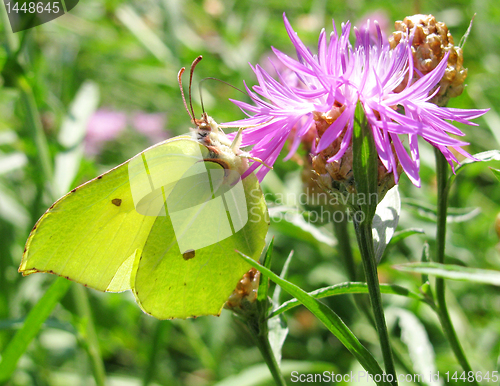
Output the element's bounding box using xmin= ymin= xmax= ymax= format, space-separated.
xmin=1 ymin=0 xmax=500 ymax=385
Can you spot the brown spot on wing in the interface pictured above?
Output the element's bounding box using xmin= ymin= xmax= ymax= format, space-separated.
xmin=71 ymin=188 xmax=77 ymax=193
xmin=112 ymin=198 xmax=122 ymax=206
xmin=97 ymin=175 xmax=103 ymax=179
xmin=182 ymin=249 xmax=195 ymax=260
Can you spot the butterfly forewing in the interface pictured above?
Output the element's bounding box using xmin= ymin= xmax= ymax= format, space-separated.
xmin=20 ymin=153 xmax=156 ymax=292
xmin=20 ymin=137 xmax=202 ymax=292
xmin=128 ymin=137 xmax=209 ymax=216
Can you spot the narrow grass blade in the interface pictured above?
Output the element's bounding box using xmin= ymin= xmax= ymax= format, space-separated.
xmin=395 ymin=262 xmax=500 ymax=286
xmin=0 ymin=277 xmax=72 ymax=383
xmin=269 ymin=282 xmax=423 ymax=318
xmin=389 ymin=228 xmax=425 ymax=245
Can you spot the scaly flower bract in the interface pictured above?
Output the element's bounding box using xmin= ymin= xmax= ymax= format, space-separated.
xmin=223 ymin=14 xmax=488 ymax=186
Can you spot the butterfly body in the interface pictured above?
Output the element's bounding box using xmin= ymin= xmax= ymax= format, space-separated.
xmin=20 ymin=114 xmax=269 ymax=319
xmin=192 ymin=113 xmax=248 ymax=176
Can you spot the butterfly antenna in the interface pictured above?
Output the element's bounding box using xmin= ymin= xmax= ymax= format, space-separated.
xmin=189 ymin=56 xmax=203 ymax=121
xmin=177 ymin=67 xmax=194 ymax=121
xmin=199 ymin=83 xmax=206 ymax=116
xmin=200 ymin=77 xmax=274 ymax=114
xmin=200 ymin=77 xmax=250 ymax=102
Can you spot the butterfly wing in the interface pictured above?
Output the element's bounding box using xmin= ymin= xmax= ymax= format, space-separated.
xmin=132 ymin=167 xmax=268 ymax=319
xmin=20 ymin=134 xmax=269 ymax=319
xmin=19 ymin=136 xmax=209 ymax=293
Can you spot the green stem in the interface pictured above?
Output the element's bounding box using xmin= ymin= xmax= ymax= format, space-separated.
xmin=17 ymin=75 xmax=54 ymax=193
xmin=246 ymin=318 xmax=287 ymax=386
xmin=434 ymin=149 xmax=478 ymax=384
xmin=354 ymin=220 xmax=397 ymax=386
xmin=334 ymin=218 xmax=421 ymax=384
xmin=333 ymin=216 xmax=357 ymax=281
xmin=331 ymin=220 xmax=418 ymax=383
xmin=175 ymin=320 xmax=217 ymax=372
xmin=142 ymin=321 xmax=166 ymax=386
xmin=72 ymin=285 xmax=107 ymax=386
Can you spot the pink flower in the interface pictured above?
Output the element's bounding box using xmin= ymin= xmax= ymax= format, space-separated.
xmin=85 ymin=109 xmax=127 ymax=155
xmin=132 ymin=112 xmax=168 ymax=143
xmin=223 ymin=14 xmax=488 ymax=186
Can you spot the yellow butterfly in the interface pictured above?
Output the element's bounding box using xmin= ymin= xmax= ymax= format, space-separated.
xmin=20 ymin=56 xmax=270 ymax=319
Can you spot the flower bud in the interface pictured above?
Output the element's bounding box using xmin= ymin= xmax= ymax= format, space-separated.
xmin=224 ymin=268 xmax=260 ymax=311
xmin=389 ymin=14 xmax=467 ymax=106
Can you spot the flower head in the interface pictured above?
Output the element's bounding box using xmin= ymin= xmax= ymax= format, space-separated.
xmin=223 ymin=14 xmax=488 ymax=186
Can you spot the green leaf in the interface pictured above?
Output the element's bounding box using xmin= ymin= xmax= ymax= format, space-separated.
xmin=267 ymin=250 xmax=293 ymax=366
xmin=490 ymin=167 xmax=500 ymax=182
xmin=352 ymin=103 xmax=378 ymax=223
xmin=0 ymin=318 xmax=75 ymax=334
xmin=372 ymin=185 xmax=400 ymax=263
xmin=54 ymin=81 xmax=100 ymax=197
xmin=115 ymin=5 xmax=175 ymax=66
xmin=455 ymin=150 xmax=500 ymax=175
xmin=236 ymin=252 xmax=391 ymax=386
xmin=272 ymin=250 xmax=294 ymax=305
xmin=267 ymin=314 xmax=288 ymax=367
xmin=394 ymin=262 xmax=500 ymax=286
xmin=389 ymin=228 xmax=425 ymax=245
xmin=404 ymin=199 xmax=481 ymax=223
xmin=269 ymin=282 xmax=423 ymax=318
xmin=387 ymin=308 xmax=438 ymax=384
xmin=450 ymin=150 xmax=500 ymax=185
xmin=0 ymin=277 xmax=72 ymax=383
xmin=258 ymin=239 xmax=274 ymax=303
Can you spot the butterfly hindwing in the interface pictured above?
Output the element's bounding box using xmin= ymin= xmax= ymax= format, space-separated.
xmin=132 ymin=168 xmax=268 ymax=319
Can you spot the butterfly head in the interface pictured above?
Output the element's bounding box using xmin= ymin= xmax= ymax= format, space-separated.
xmin=179 ymin=57 xmax=269 ymax=177
xmin=193 ymin=112 xmax=218 ymax=135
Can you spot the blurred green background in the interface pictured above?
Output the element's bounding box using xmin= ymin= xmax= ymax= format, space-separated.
xmin=1 ymin=0 xmax=500 ymax=385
